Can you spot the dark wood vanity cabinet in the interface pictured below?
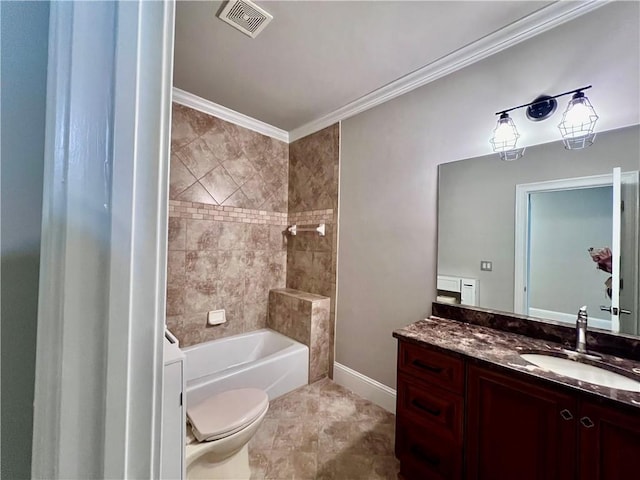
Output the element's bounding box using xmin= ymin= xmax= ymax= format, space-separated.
xmin=396 ymin=341 xmax=465 ymax=480
xmin=578 ymin=400 xmax=640 ymax=480
xmin=395 ymin=339 xmax=640 ymax=480
xmin=467 ymin=366 xmax=640 ymax=480
xmin=466 ymin=365 xmax=577 ymax=480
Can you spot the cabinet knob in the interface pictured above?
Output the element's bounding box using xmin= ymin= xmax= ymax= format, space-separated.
xmin=560 ymin=409 xmax=573 ymax=421
xmin=580 ymin=416 xmax=595 ymax=428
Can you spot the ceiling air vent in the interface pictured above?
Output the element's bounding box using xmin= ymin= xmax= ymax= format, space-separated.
xmin=217 ymin=0 xmax=273 ymax=39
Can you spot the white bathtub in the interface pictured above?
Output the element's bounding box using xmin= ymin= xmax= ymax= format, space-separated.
xmin=181 ymin=328 xmax=309 ymax=408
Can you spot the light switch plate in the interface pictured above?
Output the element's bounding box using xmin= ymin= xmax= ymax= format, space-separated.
xmin=480 ymin=261 xmax=493 ymax=271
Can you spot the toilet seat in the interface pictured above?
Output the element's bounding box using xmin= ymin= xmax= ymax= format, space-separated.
xmin=187 ymin=388 xmax=269 ymax=442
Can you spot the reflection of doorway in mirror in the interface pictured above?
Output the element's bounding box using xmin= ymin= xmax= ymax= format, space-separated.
xmin=514 ymin=170 xmax=639 ymax=334
xmin=529 ymin=186 xmax=612 ymax=329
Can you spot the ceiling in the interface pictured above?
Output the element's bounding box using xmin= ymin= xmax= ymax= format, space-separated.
xmin=173 ymin=1 xmax=554 ymax=131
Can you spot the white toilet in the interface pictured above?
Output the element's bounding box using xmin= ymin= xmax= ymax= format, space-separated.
xmin=185 ymin=388 xmax=269 ymax=480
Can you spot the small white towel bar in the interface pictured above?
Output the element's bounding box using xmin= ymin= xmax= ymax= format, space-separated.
xmin=287 ymin=223 xmax=325 ymax=237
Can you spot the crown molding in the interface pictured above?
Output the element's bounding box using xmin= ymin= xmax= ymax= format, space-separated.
xmin=288 ymin=0 xmax=608 ymax=142
xmin=172 ymin=87 xmax=289 ymax=143
xmin=174 ymin=1 xmax=608 ymax=144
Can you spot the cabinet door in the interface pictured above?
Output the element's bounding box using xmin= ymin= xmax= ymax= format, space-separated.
xmin=396 ymin=420 xmax=463 ymax=480
xmin=579 ymin=400 xmax=640 ymax=480
xmin=467 ymin=365 xmax=577 ymax=480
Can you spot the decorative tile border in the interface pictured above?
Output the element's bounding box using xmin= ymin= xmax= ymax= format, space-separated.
xmin=169 ymin=200 xmax=334 ymax=227
xmin=168 ymin=199 xmax=288 ymax=225
xmin=289 ymin=209 xmax=334 ymax=225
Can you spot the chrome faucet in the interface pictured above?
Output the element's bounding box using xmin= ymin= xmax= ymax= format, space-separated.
xmin=576 ymin=306 xmax=588 ymax=354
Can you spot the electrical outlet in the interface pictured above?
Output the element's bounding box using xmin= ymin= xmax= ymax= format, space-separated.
xmin=480 ymin=261 xmax=493 ymax=271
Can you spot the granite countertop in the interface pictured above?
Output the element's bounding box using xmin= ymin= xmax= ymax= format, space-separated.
xmin=393 ymin=316 xmax=640 ymax=409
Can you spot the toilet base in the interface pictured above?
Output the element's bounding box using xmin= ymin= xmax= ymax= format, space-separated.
xmin=187 ymin=443 xmax=251 ymax=480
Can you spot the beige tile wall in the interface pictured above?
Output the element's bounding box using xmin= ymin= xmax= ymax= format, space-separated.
xmin=170 ymin=103 xmax=288 ymax=212
xmin=166 ymin=105 xmax=340 ymax=352
xmin=166 ymin=202 xmax=288 ymax=346
xmin=288 ymin=124 xmax=339 ymax=214
xmin=167 ymin=104 xmax=289 ymax=346
xmin=286 ymin=124 xmax=340 ymax=376
xmin=268 ymin=289 xmax=331 ymax=382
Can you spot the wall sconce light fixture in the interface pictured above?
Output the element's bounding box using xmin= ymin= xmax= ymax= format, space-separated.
xmin=491 ymin=85 xmax=598 ymax=160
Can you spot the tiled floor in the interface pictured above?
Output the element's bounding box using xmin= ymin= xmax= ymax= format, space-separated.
xmin=248 ymin=379 xmax=400 ymax=479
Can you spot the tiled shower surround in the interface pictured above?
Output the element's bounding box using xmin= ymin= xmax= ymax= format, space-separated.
xmin=166 ymin=212 xmax=288 ymax=345
xmin=287 ymin=125 xmax=340 ymax=375
xmin=166 ymin=103 xmax=340 ymax=360
xmin=170 ymin=104 xmax=288 ymax=211
xmin=167 ymin=103 xmax=289 ymax=345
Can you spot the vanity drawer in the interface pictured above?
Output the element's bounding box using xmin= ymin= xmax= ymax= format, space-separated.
xmin=397 ymin=420 xmax=463 ymax=480
xmin=398 ymin=342 xmax=465 ymax=394
xmin=397 ymin=373 xmax=464 ymax=444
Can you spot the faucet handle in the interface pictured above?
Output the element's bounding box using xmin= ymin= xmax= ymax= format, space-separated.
xmin=578 ymin=306 xmax=588 ymax=319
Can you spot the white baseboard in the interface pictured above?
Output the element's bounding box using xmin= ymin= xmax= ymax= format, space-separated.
xmin=333 ymin=362 xmax=396 ymax=414
xmin=529 ymin=307 xmax=610 ymax=331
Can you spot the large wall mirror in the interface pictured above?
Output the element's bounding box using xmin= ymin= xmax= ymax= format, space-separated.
xmin=437 ymin=125 xmax=639 ymax=335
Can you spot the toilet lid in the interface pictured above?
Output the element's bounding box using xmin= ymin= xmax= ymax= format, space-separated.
xmin=187 ymin=388 xmax=269 ymax=442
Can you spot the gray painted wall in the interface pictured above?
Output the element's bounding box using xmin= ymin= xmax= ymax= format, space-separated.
xmin=338 ymin=110 xmax=438 ymax=389
xmin=1 ymin=1 xmax=49 ymax=477
xmin=336 ymin=1 xmax=639 ymax=389
xmin=438 ymin=127 xmax=639 ymax=313
xmin=529 ymin=187 xmax=613 ymax=319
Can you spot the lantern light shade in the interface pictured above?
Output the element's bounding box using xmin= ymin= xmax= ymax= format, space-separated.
xmin=557 ymin=91 xmax=599 ymax=150
xmin=499 ymin=147 xmax=525 ymax=162
xmin=490 ymin=113 xmax=521 ymax=152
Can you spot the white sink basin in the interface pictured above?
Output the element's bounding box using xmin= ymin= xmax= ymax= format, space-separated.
xmin=520 ymin=353 xmax=640 ymax=392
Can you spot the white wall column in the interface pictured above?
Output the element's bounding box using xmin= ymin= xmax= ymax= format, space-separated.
xmin=31 ymin=1 xmax=175 ymax=478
